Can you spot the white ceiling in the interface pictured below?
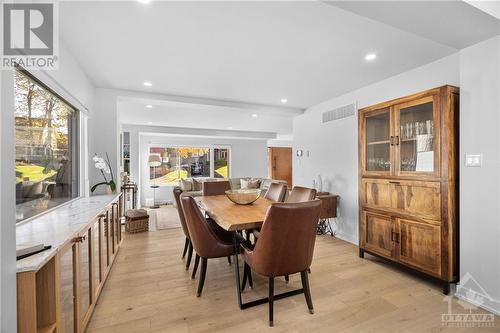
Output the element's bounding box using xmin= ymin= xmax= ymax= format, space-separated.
xmin=60 ymin=1 xmax=460 ymax=109
xmin=117 ymin=96 xmax=295 ymax=135
xmin=328 ymin=1 xmax=500 ymax=49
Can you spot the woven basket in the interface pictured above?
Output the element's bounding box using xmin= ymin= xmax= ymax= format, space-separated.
xmin=125 ymin=209 xmax=149 ymax=233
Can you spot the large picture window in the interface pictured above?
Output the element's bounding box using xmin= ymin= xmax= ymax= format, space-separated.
xmin=15 ymin=69 xmax=79 ymax=223
xmin=149 ymin=146 xmax=230 ymax=185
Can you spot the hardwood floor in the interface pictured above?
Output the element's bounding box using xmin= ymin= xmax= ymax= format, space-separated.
xmin=86 ymin=228 xmax=499 ymax=332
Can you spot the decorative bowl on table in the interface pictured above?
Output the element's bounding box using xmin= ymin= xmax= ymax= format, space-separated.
xmin=225 ymin=189 xmax=260 ymax=205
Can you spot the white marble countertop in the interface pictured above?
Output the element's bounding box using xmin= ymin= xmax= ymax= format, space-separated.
xmin=16 ymin=194 xmax=121 ymax=273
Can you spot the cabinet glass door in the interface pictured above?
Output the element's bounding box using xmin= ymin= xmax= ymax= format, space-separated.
xmin=60 ymin=243 xmax=76 ymax=333
xmin=79 ymin=229 xmax=92 ymax=324
xmin=92 ymin=219 xmax=101 ymax=297
xmin=101 ymin=214 xmax=109 ymax=273
xmin=396 ymin=96 xmax=439 ymax=176
xmin=364 ymin=109 xmax=392 ymax=174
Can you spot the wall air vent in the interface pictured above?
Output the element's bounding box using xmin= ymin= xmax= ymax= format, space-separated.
xmin=322 ymin=103 xmax=357 ymax=123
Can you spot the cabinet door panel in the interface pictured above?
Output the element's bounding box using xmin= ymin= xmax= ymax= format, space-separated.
xmin=360 ymin=109 xmax=393 ymax=176
xmin=397 ymin=219 xmax=441 ymax=276
xmin=360 ymin=211 xmax=394 ymax=258
xmin=391 ymin=181 xmax=441 ymax=220
xmin=79 ymin=229 xmax=92 ymax=324
xmin=59 ymin=244 xmax=76 ymax=333
xmin=101 ymin=214 xmax=109 ymax=273
xmin=92 ymin=219 xmax=101 ymax=298
xmin=395 ymin=95 xmax=440 ymax=177
xmin=361 ymin=179 xmax=392 ymax=210
xmin=113 ymin=203 xmax=119 ymax=249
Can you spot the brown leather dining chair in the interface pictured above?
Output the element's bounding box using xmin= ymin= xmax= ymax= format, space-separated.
xmin=264 ymin=182 xmax=287 ymax=202
xmin=173 ymin=187 xmax=194 ymax=270
xmin=202 ymin=180 xmax=231 ymax=196
xmin=251 ymin=183 xmax=287 ymax=242
xmin=180 ymin=195 xmax=239 ymax=297
xmin=286 ymin=186 xmax=317 ymax=203
xmin=240 ymin=200 xmax=321 ymax=326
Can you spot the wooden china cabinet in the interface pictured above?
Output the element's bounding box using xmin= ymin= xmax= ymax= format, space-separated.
xmin=358 ymin=86 xmax=459 ymax=294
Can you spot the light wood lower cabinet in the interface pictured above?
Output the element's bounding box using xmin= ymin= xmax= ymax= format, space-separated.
xmin=17 ymin=195 xmax=123 ymax=333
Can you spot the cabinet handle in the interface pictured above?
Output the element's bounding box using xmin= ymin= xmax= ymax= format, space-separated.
xmin=72 ymin=235 xmax=86 ymax=243
xmin=390 ymin=232 xmax=400 ymax=243
xmin=390 ymin=136 xmax=394 ymax=146
xmin=273 ymin=156 xmax=277 ymax=171
xmin=389 ymin=181 xmax=400 ymax=184
xmin=395 ymin=136 xmax=400 ymax=146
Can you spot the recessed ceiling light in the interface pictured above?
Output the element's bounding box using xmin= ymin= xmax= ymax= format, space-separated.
xmin=137 ymin=0 xmax=151 ymax=4
xmin=147 ymin=121 xmax=153 ymax=125
xmin=365 ymin=53 xmax=377 ymax=61
xmin=280 ymin=98 xmax=288 ymax=103
xmin=251 ymin=114 xmax=258 ymax=118
xmin=227 ymin=127 xmax=233 ymax=130
xmin=143 ymin=81 xmax=152 ymax=87
xmin=146 ymin=104 xmax=153 ymax=108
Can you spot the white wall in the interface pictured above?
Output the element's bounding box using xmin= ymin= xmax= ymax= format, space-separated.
xmin=88 ymin=89 xmax=120 ymax=192
xmin=293 ymin=53 xmax=460 ymax=243
xmin=456 ymin=36 xmax=500 ymax=315
xmin=136 ymin=134 xmax=268 ymax=205
xmin=1 ymin=69 xmax=17 ymax=333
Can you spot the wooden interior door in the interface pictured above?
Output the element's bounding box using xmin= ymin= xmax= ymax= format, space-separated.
xmin=396 ymin=218 xmax=442 ymax=277
xmin=360 ymin=210 xmax=395 ymax=259
xmin=268 ymin=147 xmax=292 ymax=187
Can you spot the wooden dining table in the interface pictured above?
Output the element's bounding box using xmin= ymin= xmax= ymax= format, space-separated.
xmin=194 ymin=195 xmax=305 ymax=310
xmin=195 ymin=195 xmax=274 ymax=231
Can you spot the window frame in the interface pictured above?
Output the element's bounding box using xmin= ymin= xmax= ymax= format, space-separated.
xmin=148 ymin=144 xmax=231 ymax=186
xmin=15 ymin=66 xmax=81 ymax=224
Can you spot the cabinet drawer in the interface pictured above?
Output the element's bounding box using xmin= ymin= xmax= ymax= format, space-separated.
xmin=361 ymin=178 xmax=441 ymax=221
xmin=361 ymin=179 xmax=392 ymax=210
xmin=390 ymin=180 xmax=441 ymax=220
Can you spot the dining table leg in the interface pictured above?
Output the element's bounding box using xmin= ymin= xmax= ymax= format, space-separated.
xmin=233 ymin=231 xmax=243 ymax=309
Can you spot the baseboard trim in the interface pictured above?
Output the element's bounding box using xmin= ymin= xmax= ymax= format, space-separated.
xmin=333 ymin=230 xmax=357 ymax=245
xmin=455 ymin=285 xmax=500 ymax=316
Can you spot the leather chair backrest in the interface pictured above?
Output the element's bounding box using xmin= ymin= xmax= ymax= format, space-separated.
xmin=203 ymin=180 xmax=231 ymax=196
xmin=251 ymin=200 xmax=321 ymax=277
xmin=181 ymin=195 xmax=231 ymax=258
xmin=173 ymin=187 xmax=190 ymax=239
xmin=286 ymin=186 xmax=317 ymax=203
xmin=264 ymin=183 xmax=287 ymax=202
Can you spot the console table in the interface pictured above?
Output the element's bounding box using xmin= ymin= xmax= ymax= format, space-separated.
xmin=316 ymin=193 xmax=339 ymax=236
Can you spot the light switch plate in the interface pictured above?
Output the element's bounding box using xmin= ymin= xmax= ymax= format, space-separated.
xmin=465 ymin=154 xmax=482 ymax=167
